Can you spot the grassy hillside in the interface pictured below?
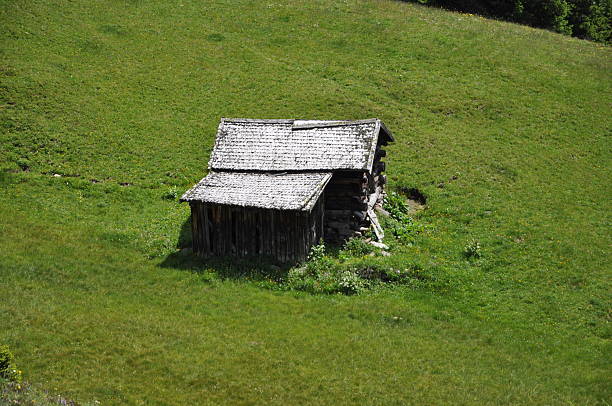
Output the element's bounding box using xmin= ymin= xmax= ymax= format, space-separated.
xmin=1 ymin=0 xmax=610 ymax=404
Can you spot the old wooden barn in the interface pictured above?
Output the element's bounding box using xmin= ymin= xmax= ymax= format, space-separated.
xmin=180 ymin=118 xmax=393 ymax=261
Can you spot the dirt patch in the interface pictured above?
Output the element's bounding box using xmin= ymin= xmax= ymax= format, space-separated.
xmin=399 ymin=187 xmax=427 ymax=213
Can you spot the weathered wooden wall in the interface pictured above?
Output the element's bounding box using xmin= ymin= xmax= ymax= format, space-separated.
xmin=323 ymin=171 xmax=369 ymax=242
xmin=323 ymin=139 xmax=388 ymax=243
xmin=190 ymin=199 xmax=324 ymax=262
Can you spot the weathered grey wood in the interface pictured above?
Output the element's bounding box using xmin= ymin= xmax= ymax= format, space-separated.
xmin=367 ymin=209 xmax=384 ymax=241
xmin=191 ymin=203 xmax=199 ymax=254
xmin=325 ymin=209 xmax=353 ymax=216
xmin=202 ymin=204 xmax=209 ymax=255
xmin=352 ymin=211 xmax=366 ymax=221
xmin=184 ymin=118 xmax=393 ymax=261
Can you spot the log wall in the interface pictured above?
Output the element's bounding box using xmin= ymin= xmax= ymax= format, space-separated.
xmin=323 ymin=139 xmax=388 ymax=243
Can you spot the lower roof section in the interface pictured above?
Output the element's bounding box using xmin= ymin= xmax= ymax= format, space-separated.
xmin=180 ymin=171 xmax=332 ymax=212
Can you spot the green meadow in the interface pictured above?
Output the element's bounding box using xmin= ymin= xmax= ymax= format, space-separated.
xmin=1 ymin=0 xmax=610 ymax=404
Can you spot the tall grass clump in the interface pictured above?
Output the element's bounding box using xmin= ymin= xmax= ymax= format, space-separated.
xmin=382 ymin=191 xmax=428 ymax=243
xmin=0 ymin=345 xmax=21 ymax=384
xmin=286 ymin=242 xmax=367 ymax=295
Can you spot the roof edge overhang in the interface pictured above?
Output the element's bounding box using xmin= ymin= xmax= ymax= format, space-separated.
xmin=291 ymin=118 xmax=378 ymax=130
xmin=180 ymin=171 xmax=332 ymax=212
xmin=221 ymin=118 xmax=294 ymax=124
xmin=179 ymin=201 xmax=317 ymax=213
xmin=300 ymin=172 xmax=332 ymax=211
xmin=207 ymin=168 xmax=368 ymax=174
xmin=378 ymin=120 xmax=395 ymax=143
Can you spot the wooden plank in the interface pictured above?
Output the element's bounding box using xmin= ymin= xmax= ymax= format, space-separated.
xmin=270 ymin=209 xmax=275 ymax=258
xmin=207 ymin=206 xmax=214 ymax=254
xmin=237 ymin=209 xmax=244 ymax=256
xmin=254 ymin=210 xmax=260 ymax=255
xmin=220 ymin=206 xmax=228 ymax=255
xmin=295 ymin=213 xmax=299 ymax=260
xmin=288 ymin=213 xmax=294 ymax=261
xmin=262 ymin=210 xmax=269 ymax=256
xmin=191 ymin=203 xmax=199 ymax=255
xmin=299 ymin=214 xmax=306 ymax=261
xmin=198 ymin=203 xmax=204 ymax=255
xmin=326 ymin=220 xmax=360 ymax=230
xmin=198 ymin=204 xmax=210 ymax=254
xmin=325 ymin=200 xmax=367 ymax=211
xmin=325 ymin=183 xmax=363 ymax=194
xmin=251 ymin=210 xmax=257 ymax=255
xmin=272 ymin=210 xmax=278 ymax=261
xmin=218 ymin=206 xmax=224 ymax=256
xmin=281 ymin=212 xmax=287 ymax=263
xmin=318 ymin=198 xmax=323 ymax=243
xmin=211 ymin=206 xmax=218 ymax=255
xmin=368 ymin=190 xmax=379 ymax=210
xmin=295 ymin=214 xmax=301 ymax=260
xmin=244 ymin=210 xmax=250 ymax=256
xmin=288 ymin=214 xmax=294 ymax=261
xmin=281 ymin=213 xmax=287 ymax=263
xmin=209 ymin=205 xmax=215 ymax=255
xmin=367 ymin=209 xmax=384 ymax=241
xmin=287 ymin=213 xmax=291 ymax=262
xmin=244 ymin=209 xmax=249 ymax=256
xmin=216 ymin=206 xmax=223 ymax=255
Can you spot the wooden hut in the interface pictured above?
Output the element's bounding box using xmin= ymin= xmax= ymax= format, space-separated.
xmin=181 ymin=118 xmax=394 ymax=261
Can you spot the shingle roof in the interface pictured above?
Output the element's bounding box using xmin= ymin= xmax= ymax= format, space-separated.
xmin=180 ymin=171 xmax=332 ymax=211
xmin=208 ymin=118 xmax=393 ymax=173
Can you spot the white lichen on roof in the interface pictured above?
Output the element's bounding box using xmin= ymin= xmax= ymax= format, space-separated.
xmin=181 ymin=171 xmax=332 ymax=211
xmin=208 ymin=118 xmax=392 ymax=173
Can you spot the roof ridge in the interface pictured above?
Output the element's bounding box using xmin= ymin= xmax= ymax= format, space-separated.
xmin=292 ymin=118 xmax=378 ymax=130
xmin=221 ymin=118 xmax=294 ymax=124
xmin=221 ymin=118 xmax=379 ymax=127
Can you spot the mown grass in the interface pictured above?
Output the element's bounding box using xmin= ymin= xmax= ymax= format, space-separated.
xmin=1 ymin=0 xmax=610 ymax=404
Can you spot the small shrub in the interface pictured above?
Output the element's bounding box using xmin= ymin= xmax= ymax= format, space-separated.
xmin=341 ymin=237 xmax=374 ymax=257
xmin=0 ymin=380 xmax=94 ymax=405
xmin=285 ymin=266 xmax=323 ymax=293
xmin=163 ymin=186 xmax=180 ymax=201
xmin=206 ymin=33 xmax=225 ymax=42
xmin=337 ymin=270 xmax=367 ymax=295
xmin=16 ymin=158 xmax=29 ymax=171
xmin=283 ymin=238 xmax=447 ymax=295
xmin=0 ymin=345 xmax=22 ymax=383
xmin=382 ymin=191 xmax=427 ymax=243
xmin=384 ymin=191 xmax=410 ymax=221
xmin=286 ymin=243 xmax=366 ymax=294
xmin=307 ymin=240 xmax=326 ymax=262
xmin=464 ymin=239 xmax=482 ymax=259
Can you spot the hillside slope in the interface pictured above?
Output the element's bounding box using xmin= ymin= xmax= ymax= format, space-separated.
xmin=1 ymin=0 xmax=610 ymax=404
